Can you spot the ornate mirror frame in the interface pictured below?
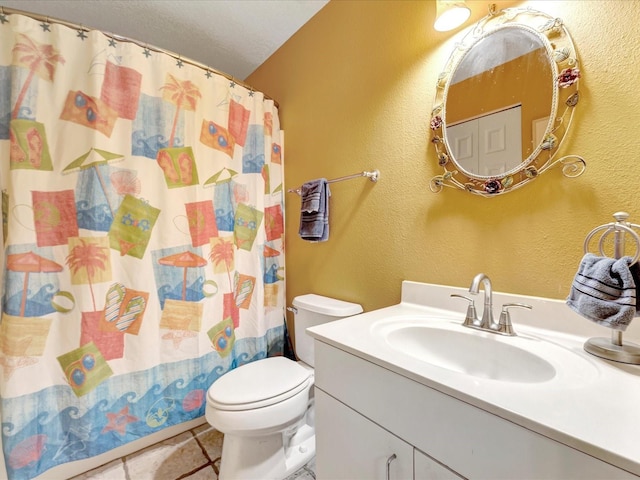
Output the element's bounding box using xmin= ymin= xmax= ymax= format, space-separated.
xmin=430 ymin=6 xmax=585 ymax=197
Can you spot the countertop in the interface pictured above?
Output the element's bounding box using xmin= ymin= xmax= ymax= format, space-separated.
xmin=307 ymin=281 xmax=640 ymax=477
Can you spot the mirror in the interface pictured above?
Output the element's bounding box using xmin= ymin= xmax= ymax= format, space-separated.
xmin=430 ymin=7 xmax=585 ymax=196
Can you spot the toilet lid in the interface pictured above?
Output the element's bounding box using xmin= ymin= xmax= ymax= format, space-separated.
xmin=207 ymin=357 xmax=313 ymax=410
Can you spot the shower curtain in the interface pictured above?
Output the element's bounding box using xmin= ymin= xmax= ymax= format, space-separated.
xmin=0 ymin=11 xmax=285 ymax=480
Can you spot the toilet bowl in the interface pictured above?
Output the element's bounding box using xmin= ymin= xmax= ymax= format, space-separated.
xmin=206 ymin=294 xmax=362 ymax=480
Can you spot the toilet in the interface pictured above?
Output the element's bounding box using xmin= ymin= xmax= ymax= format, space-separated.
xmin=205 ymin=294 xmax=363 ymax=480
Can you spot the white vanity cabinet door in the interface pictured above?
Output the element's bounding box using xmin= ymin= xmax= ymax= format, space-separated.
xmin=315 ymin=389 xmax=414 ymax=480
xmin=414 ymin=449 xmax=464 ymax=480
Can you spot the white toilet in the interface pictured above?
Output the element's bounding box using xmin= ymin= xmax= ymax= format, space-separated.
xmin=205 ymin=294 xmax=362 ymax=480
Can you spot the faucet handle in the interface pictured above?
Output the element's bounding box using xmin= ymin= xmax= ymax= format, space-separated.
xmin=450 ymin=294 xmax=480 ymax=327
xmin=498 ymin=303 xmax=532 ymax=336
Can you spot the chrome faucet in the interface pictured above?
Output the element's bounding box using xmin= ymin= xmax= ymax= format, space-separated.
xmin=450 ymin=273 xmax=532 ymax=336
xmin=469 ymin=273 xmax=496 ymax=330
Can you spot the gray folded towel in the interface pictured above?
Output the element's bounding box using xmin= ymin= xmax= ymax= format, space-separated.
xmin=299 ymin=179 xmax=330 ymax=242
xmin=566 ymin=253 xmax=637 ymax=331
xmin=300 ymin=180 xmax=324 ymax=213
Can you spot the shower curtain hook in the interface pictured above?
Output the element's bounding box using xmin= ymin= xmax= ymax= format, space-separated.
xmin=77 ymin=24 xmax=88 ymax=39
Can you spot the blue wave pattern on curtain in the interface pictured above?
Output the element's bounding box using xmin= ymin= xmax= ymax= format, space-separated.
xmin=0 ymin=12 xmax=285 ymax=480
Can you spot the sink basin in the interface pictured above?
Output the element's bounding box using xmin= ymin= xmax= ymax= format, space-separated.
xmin=384 ymin=324 xmax=556 ymax=383
xmin=369 ymin=315 xmax=598 ymax=384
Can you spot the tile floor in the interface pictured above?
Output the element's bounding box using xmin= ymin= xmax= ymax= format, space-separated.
xmin=70 ymin=424 xmax=316 ymax=480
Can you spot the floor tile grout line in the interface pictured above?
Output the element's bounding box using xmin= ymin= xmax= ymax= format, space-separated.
xmin=190 ymin=427 xmax=213 ymax=462
xmin=190 ymin=426 xmax=222 ymax=477
xmin=175 ymin=462 xmax=215 ymax=480
xmin=122 ymin=456 xmax=131 ymax=480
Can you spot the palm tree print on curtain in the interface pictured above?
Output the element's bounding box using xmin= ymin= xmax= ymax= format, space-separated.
xmin=156 ymin=74 xmax=200 ymax=188
xmin=66 ymin=237 xmax=110 ymax=312
xmin=10 ymin=33 xmax=65 ymax=120
xmin=210 ymin=236 xmax=240 ymax=328
xmin=0 ymin=12 xmax=284 ymax=480
xmin=9 ymin=33 xmax=63 ymax=171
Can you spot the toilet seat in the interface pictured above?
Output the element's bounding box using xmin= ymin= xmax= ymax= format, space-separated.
xmin=208 ymin=357 xmax=313 ymax=411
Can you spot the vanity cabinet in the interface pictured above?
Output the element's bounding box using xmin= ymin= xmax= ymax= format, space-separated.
xmin=316 ymin=389 xmax=414 ymax=479
xmin=414 ymin=450 xmax=464 ymax=480
xmin=316 ymin=389 xmax=461 ymax=480
xmin=313 ymin=340 xmax=637 ymax=480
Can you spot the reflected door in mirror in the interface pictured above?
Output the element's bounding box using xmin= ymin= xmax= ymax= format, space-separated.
xmin=447 ymin=106 xmax=522 ymax=176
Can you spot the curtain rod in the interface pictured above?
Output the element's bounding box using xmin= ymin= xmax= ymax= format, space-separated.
xmin=0 ymin=5 xmax=278 ymax=108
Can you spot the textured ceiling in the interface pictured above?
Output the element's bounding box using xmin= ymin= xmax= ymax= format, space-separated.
xmin=0 ymin=0 xmax=329 ymax=80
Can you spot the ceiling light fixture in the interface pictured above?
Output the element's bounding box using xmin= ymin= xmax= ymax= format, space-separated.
xmin=433 ymin=0 xmax=471 ymax=32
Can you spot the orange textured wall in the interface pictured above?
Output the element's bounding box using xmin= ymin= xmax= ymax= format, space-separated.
xmin=248 ymin=1 xmax=640 ymax=319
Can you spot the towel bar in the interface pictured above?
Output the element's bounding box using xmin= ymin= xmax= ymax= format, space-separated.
xmin=287 ymin=169 xmax=379 ymax=195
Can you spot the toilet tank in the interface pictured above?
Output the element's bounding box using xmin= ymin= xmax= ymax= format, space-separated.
xmin=291 ymin=294 xmax=363 ymax=366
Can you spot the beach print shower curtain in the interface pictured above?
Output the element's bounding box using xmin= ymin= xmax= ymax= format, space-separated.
xmin=0 ymin=11 xmax=285 ymax=480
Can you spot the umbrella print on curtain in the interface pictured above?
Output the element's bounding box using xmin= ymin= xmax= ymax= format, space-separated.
xmin=203 ymin=166 xmax=238 ymax=188
xmin=157 ymin=249 xmax=217 ymax=340
xmin=158 ymin=250 xmax=207 ymax=301
xmin=1 ymin=251 xmax=66 ymax=359
xmin=7 ymin=251 xmax=63 ymax=317
xmin=63 ymin=148 xmax=125 ymax=230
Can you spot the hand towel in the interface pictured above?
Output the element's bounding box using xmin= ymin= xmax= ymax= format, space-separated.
xmin=566 ymin=253 xmax=637 ymax=331
xmin=298 ymin=179 xmax=330 ymax=242
xmin=300 ymin=180 xmax=324 ymax=213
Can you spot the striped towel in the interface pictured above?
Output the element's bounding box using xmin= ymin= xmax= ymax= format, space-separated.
xmin=300 ymin=179 xmax=324 ymax=213
xmin=566 ymin=253 xmax=638 ymax=331
xmin=299 ymin=179 xmax=330 ymax=242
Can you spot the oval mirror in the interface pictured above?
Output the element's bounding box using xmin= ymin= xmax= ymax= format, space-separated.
xmin=430 ymin=7 xmax=585 ymax=196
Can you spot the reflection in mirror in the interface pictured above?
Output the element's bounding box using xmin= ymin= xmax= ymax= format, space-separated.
xmin=446 ymin=28 xmax=553 ymax=175
xmin=430 ymin=7 xmax=585 ymax=196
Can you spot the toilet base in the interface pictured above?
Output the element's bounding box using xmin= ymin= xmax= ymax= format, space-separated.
xmin=219 ymin=423 xmax=315 ymax=480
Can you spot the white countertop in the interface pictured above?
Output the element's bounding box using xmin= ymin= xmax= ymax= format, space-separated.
xmin=307 ymin=281 xmax=640 ymax=476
